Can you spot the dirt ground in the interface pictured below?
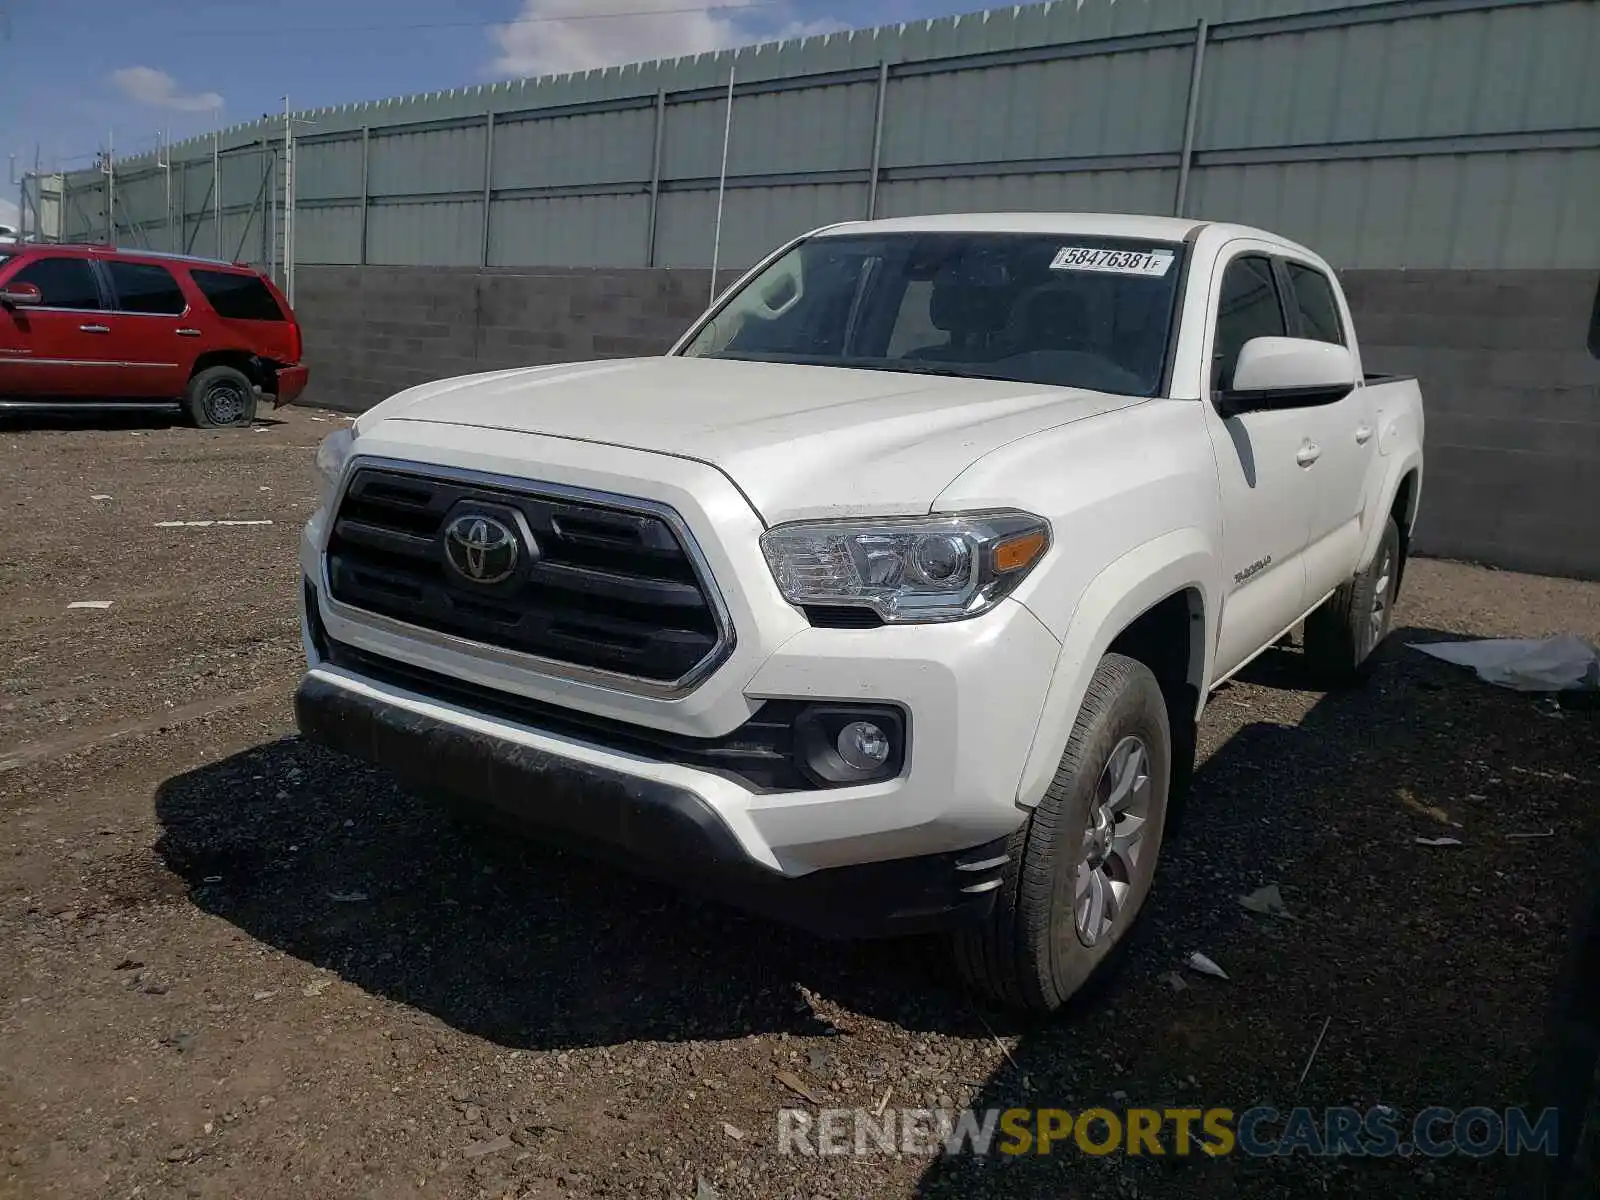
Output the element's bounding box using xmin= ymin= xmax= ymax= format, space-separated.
xmin=2 ymin=405 xmax=1598 ymax=1200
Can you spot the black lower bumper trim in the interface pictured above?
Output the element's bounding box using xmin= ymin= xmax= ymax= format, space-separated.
xmin=295 ymin=671 xmax=1006 ymax=939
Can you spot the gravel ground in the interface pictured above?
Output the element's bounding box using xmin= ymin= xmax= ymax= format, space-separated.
xmin=2 ymin=406 xmax=1598 ymax=1200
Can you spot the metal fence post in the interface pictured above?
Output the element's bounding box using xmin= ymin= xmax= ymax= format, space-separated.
xmin=358 ymin=126 xmax=370 ymax=266
xmin=709 ymin=66 xmax=736 ymax=304
xmin=866 ymin=59 xmax=890 ymax=219
xmin=213 ymin=125 xmax=223 ymax=259
xmin=480 ymin=111 xmax=495 ymax=268
xmin=1173 ymin=18 xmax=1209 ymax=218
xmin=283 ymin=97 xmax=296 ymax=304
xmin=265 ymin=143 xmax=275 ymax=273
xmin=646 ymin=88 xmax=666 ymax=268
xmin=105 ymin=129 xmax=115 ymax=245
xmin=161 ymin=132 xmax=173 ymax=252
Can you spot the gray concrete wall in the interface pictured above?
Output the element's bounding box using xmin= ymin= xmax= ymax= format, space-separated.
xmin=295 ymin=265 xmax=714 ymax=415
xmin=1342 ymin=270 xmax=1600 ymax=581
xmin=295 ymin=264 xmax=1600 ymax=580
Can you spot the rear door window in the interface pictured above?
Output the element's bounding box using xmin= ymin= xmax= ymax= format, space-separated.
xmin=1284 ymin=262 xmax=1345 ymax=346
xmin=8 ymin=257 xmax=102 ymax=309
xmin=106 ymin=261 xmax=188 ymax=315
xmin=190 ymin=269 xmax=284 ymax=321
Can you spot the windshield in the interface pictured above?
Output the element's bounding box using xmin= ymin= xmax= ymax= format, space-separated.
xmin=680 ymin=232 xmax=1185 ymax=397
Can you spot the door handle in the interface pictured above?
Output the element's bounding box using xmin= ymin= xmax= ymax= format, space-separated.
xmin=1355 ymin=424 xmax=1374 ymax=444
xmin=1296 ymin=441 xmax=1322 ymax=467
xmin=175 ymin=328 xmax=202 ymax=337
xmin=78 ymin=323 xmax=111 ymax=334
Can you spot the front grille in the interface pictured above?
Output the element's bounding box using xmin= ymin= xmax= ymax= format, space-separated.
xmin=325 ymin=466 xmax=728 ymax=686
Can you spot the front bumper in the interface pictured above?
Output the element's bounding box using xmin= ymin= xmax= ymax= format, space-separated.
xmin=296 ymin=666 xmax=1011 ymax=938
xmin=297 ymin=429 xmax=1065 ymax=932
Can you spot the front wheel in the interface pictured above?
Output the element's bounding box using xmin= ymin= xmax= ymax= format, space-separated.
xmin=955 ymin=653 xmax=1171 ymax=1013
xmin=1303 ymin=516 xmax=1400 ymax=684
xmin=184 ymin=365 xmax=258 ymax=429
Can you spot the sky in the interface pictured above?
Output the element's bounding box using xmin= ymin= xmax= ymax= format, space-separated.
xmin=0 ymin=0 xmax=998 ymax=229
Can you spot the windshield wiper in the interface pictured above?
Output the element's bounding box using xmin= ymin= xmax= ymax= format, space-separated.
xmin=881 ymin=361 xmax=995 ymax=380
xmin=700 ymin=351 xmax=1000 ymax=382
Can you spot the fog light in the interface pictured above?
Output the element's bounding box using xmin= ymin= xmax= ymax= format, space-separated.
xmin=837 ymin=720 xmax=890 ymax=771
xmin=793 ymin=705 xmax=907 ymax=788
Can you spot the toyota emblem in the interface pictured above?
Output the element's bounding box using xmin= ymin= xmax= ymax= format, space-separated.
xmin=443 ymin=514 xmax=520 ymax=585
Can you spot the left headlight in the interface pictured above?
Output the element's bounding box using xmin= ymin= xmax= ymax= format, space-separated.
xmin=760 ymin=510 xmax=1051 ymax=624
xmin=313 ymin=427 xmax=355 ymax=510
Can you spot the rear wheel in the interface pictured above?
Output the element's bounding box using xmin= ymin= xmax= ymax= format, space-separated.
xmin=955 ymin=653 xmax=1171 ymax=1013
xmin=184 ymin=365 xmax=257 ymax=428
xmin=1304 ymin=516 xmax=1400 ymax=684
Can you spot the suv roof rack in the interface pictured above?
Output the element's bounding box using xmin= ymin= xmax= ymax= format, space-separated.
xmin=102 ymin=246 xmax=243 ymax=268
xmin=24 ymin=241 xmax=243 ymax=268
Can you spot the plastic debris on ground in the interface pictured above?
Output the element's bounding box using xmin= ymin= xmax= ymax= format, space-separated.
xmin=1238 ymin=884 xmax=1294 ymax=918
xmin=154 ymin=519 xmax=274 ymax=528
xmin=1415 ymin=836 xmax=1464 ymax=847
xmin=1183 ymin=951 xmax=1229 ymax=980
xmin=66 ymin=601 xmax=113 ymax=610
xmin=774 ymin=1070 xmax=824 ymax=1105
xmin=463 ymin=1134 xmax=513 ymax=1159
xmin=1410 ymin=635 xmax=1600 ymax=692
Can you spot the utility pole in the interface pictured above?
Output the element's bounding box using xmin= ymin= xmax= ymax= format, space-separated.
xmin=283 ymin=95 xmax=295 ymax=305
xmin=158 ymin=128 xmax=172 ymax=251
xmin=213 ymin=111 xmax=223 ymax=259
xmin=104 ymin=129 xmax=115 ymax=245
xmin=28 ymin=143 xmax=40 ymax=242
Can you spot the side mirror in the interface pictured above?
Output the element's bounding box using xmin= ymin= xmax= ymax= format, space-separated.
xmin=1218 ymin=336 xmax=1356 ymax=417
xmin=0 ymin=281 xmax=43 ymax=308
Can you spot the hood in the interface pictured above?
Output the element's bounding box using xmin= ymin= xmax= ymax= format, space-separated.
xmin=360 ymin=356 xmax=1142 ymax=523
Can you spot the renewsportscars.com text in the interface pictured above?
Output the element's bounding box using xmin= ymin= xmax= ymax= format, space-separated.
xmin=777 ymin=1105 xmax=1560 ymax=1159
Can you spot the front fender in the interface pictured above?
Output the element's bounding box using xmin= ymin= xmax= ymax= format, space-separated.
xmin=1014 ymin=527 xmax=1218 ymax=809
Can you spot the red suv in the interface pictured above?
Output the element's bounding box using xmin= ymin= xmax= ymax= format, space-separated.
xmin=0 ymin=243 xmax=308 ymax=427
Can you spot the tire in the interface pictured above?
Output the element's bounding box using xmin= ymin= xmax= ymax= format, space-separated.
xmin=1303 ymin=516 xmax=1400 ymax=684
xmin=955 ymin=653 xmax=1171 ymax=1014
xmin=184 ymin=365 xmax=258 ymax=429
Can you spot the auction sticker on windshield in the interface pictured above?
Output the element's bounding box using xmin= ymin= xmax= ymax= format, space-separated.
xmin=1049 ymin=246 xmax=1175 ymax=276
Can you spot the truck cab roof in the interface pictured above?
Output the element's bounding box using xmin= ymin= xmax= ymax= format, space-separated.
xmin=813 ymin=211 xmax=1323 ymax=262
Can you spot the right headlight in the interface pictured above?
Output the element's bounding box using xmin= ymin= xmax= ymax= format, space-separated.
xmin=760 ymin=510 xmax=1051 ymax=624
xmin=313 ymin=426 xmax=354 ymax=511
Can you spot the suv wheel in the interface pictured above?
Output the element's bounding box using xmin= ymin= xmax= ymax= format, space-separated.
xmin=1303 ymin=516 xmax=1400 ymax=684
xmin=955 ymin=653 xmax=1171 ymax=1013
xmin=185 ymin=365 xmax=258 ymax=428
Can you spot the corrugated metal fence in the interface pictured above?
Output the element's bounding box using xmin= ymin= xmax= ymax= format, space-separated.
xmin=56 ymin=0 xmax=1600 ymax=276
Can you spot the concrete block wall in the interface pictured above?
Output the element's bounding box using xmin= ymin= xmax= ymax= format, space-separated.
xmin=294 ymin=264 xmax=1600 ymax=580
xmin=295 ymin=265 xmax=715 ymax=414
xmin=1341 ymin=270 xmax=1600 ymax=580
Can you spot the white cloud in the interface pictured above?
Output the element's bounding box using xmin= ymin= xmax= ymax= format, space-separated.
xmin=488 ymin=0 xmax=842 ymax=78
xmin=0 ymin=196 xmax=18 ymax=232
xmin=110 ymin=66 xmax=223 ymax=113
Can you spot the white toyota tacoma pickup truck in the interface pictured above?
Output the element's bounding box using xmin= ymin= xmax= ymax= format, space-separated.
xmin=297 ymin=213 xmax=1424 ymax=1012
